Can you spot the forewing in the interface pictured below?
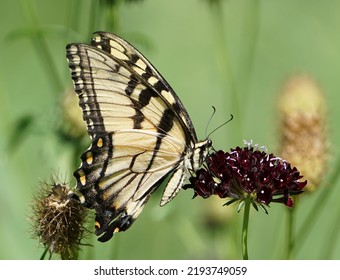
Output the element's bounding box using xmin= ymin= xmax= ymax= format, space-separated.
xmin=91 ymin=31 xmax=197 ymax=142
xmin=66 ymin=32 xmax=197 ymax=144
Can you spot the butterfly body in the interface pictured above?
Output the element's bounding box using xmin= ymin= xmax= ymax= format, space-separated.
xmin=66 ymin=32 xmax=211 ymax=241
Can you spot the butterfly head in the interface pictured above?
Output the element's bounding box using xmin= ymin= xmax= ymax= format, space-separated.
xmin=190 ymin=138 xmax=213 ymax=172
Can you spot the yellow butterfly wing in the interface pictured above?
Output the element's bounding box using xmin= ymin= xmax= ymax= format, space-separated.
xmin=66 ymin=32 xmax=210 ymax=241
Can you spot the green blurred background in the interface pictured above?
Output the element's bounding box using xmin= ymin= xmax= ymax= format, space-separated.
xmin=1 ymin=0 xmax=340 ymax=259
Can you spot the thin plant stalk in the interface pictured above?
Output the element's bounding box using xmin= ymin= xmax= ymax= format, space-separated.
xmin=40 ymin=247 xmax=49 ymax=260
xmin=242 ymin=198 xmax=251 ymax=260
xmin=285 ymin=207 xmax=294 ymax=259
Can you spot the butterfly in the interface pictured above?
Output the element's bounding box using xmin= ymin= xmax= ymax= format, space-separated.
xmin=66 ymin=32 xmax=211 ymax=242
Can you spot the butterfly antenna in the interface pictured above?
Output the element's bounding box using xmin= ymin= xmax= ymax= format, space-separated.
xmin=205 ymin=106 xmax=217 ymax=138
xmin=207 ymin=114 xmax=233 ymax=139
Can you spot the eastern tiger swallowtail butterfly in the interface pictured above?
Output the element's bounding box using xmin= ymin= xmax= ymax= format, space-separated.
xmin=66 ymin=32 xmax=211 ymax=242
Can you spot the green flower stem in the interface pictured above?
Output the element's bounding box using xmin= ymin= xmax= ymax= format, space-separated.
xmin=40 ymin=247 xmax=49 ymax=260
xmin=285 ymin=207 xmax=294 ymax=259
xmin=242 ymin=198 xmax=251 ymax=260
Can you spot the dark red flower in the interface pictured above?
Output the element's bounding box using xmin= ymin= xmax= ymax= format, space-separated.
xmin=184 ymin=144 xmax=307 ymax=211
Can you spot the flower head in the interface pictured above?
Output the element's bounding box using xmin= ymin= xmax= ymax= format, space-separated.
xmin=30 ymin=182 xmax=88 ymax=259
xmin=185 ymin=142 xmax=307 ymax=211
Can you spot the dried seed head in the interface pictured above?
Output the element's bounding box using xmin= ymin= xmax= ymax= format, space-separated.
xmin=278 ymin=75 xmax=328 ymax=191
xmin=30 ymin=182 xmax=88 ymax=259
